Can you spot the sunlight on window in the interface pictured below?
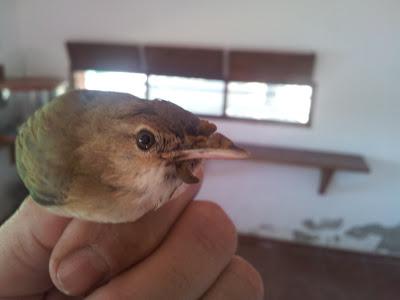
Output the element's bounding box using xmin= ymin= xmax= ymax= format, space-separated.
xmin=148 ymin=75 xmax=225 ymax=116
xmin=74 ymin=70 xmax=313 ymax=125
xmin=77 ymin=70 xmax=147 ymax=98
xmin=227 ymin=82 xmax=313 ymax=124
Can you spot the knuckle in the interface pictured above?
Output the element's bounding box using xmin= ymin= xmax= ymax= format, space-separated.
xmin=11 ymin=240 xmax=39 ymax=275
xmin=230 ymin=256 xmax=265 ymax=300
xmin=90 ymin=289 xmax=119 ymax=300
xmin=188 ymin=201 xmax=237 ymax=257
xmin=166 ymin=263 xmax=192 ymax=292
xmin=13 ymin=226 xmax=49 ymax=275
xmin=89 ymin=286 xmax=135 ymax=300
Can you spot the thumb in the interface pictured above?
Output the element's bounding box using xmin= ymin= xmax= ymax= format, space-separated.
xmin=0 ymin=196 xmax=71 ymax=297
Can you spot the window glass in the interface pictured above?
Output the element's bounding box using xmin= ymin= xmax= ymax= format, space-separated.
xmin=227 ymin=82 xmax=313 ymax=124
xmin=74 ymin=71 xmax=313 ymax=125
xmin=148 ymin=75 xmax=225 ymax=116
xmin=75 ymin=70 xmax=147 ymax=99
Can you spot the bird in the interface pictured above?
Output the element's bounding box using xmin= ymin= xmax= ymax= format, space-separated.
xmin=15 ymin=90 xmax=248 ymax=223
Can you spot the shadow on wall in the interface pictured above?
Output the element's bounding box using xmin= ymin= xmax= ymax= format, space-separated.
xmin=249 ymin=215 xmax=400 ymax=257
xmin=293 ymin=218 xmax=343 ymax=245
xmin=0 ymin=149 xmax=27 ymax=224
xmin=346 ymin=224 xmax=400 ymax=256
xmin=0 ymin=180 xmax=27 ymax=223
xmin=291 ymin=218 xmax=400 ymax=257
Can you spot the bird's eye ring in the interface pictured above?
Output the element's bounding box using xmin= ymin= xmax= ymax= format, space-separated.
xmin=136 ymin=129 xmax=155 ymax=151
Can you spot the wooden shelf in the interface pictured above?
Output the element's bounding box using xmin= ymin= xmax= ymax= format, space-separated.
xmin=241 ymin=143 xmax=370 ymax=194
xmin=0 ymin=77 xmax=65 ymax=92
xmin=0 ymin=134 xmax=369 ymax=194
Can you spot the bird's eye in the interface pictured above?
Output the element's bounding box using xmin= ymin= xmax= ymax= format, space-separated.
xmin=136 ymin=129 xmax=155 ymax=151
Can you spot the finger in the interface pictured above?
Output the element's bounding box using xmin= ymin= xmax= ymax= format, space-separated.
xmin=49 ymin=167 xmax=203 ymax=296
xmin=0 ymin=291 xmax=81 ymax=300
xmin=86 ymin=201 xmax=237 ymax=300
xmin=44 ymin=288 xmax=83 ymax=300
xmin=0 ymin=197 xmax=71 ymax=297
xmin=201 ymin=256 xmax=264 ymax=300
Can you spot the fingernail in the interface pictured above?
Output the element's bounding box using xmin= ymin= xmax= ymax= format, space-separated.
xmin=56 ymin=247 xmax=109 ymax=295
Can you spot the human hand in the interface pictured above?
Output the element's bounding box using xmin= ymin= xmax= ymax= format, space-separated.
xmin=0 ymin=171 xmax=264 ymax=299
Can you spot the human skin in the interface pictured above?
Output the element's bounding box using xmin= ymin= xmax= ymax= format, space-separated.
xmin=0 ymin=170 xmax=264 ymax=299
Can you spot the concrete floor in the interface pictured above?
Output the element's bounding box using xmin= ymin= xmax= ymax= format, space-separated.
xmin=238 ymin=235 xmax=400 ymax=300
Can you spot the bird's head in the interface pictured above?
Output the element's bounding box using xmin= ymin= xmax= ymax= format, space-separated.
xmin=102 ymin=96 xmax=246 ymax=183
xmin=17 ymin=90 xmax=247 ymax=222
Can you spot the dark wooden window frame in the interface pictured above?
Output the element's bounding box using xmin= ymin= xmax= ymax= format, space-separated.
xmin=66 ymin=41 xmax=316 ymax=127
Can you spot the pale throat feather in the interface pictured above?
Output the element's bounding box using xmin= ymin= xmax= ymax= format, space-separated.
xmin=132 ymin=161 xmax=182 ymax=211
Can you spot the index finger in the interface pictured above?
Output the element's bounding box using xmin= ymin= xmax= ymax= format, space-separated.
xmin=49 ymin=167 xmax=203 ymax=296
xmin=0 ymin=197 xmax=71 ymax=297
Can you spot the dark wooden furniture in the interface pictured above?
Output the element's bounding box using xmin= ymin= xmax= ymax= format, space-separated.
xmin=0 ymin=77 xmax=65 ymax=92
xmin=242 ymin=143 xmax=369 ymax=194
xmin=0 ymin=76 xmax=65 ymax=164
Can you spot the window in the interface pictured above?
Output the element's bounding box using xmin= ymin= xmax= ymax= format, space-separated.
xmin=74 ymin=71 xmax=313 ymax=125
xmin=74 ymin=70 xmax=147 ymax=98
xmin=148 ymin=75 xmax=225 ymax=116
xmin=226 ymin=82 xmax=313 ymax=124
xmin=67 ymin=42 xmax=316 ymax=126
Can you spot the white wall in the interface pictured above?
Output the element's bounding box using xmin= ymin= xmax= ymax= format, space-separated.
xmin=0 ymin=0 xmax=23 ymax=76
xmin=2 ymin=0 xmax=400 ymax=254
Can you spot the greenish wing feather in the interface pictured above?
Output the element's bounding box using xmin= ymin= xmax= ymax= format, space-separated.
xmin=16 ymin=93 xmax=82 ymax=206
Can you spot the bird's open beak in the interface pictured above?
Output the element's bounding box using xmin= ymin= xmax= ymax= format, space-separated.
xmin=160 ymin=121 xmax=249 ymax=184
xmin=177 ymin=132 xmax=248 ymax=161
xmin=161 ymin=132 xmax=249 ymax=161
